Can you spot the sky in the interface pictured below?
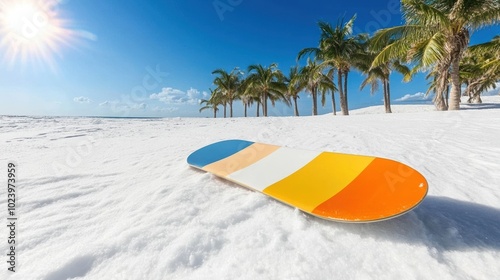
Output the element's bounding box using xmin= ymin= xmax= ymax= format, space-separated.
xmin=0 ymin=0 xmax=499 ymax=118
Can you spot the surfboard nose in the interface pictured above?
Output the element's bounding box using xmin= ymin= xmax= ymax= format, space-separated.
xmin=187 ymin=140 xmax=254 ymax=168
xmin=312 ymin=158 xmax=428 ymax=222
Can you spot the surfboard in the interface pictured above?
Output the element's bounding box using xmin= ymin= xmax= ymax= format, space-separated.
xmin=187 ymin=140 xmax=428 ymax=223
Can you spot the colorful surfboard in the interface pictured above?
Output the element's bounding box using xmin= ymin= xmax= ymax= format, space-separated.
xmin=187 ymin=140 xmax=428 ymax=223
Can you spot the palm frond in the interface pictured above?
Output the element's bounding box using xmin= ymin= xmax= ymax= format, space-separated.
xmin=370 ymin=24 xmax=432 ymax=54
xmin=465 ymin=2 xmax=500 ymax=29
xmin=392 ymin=60 xmax=412 ymax=82
xmin=402 ymin=0 xmax=451 ymax=28
xmin=409 ymin=32 xmax=447 ymax=68
xmin=372 ymin=38 xmax=411 ymax=68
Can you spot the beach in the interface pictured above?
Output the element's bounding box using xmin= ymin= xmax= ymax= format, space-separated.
xmin=1 ymin=96 xmax=500 ymax=280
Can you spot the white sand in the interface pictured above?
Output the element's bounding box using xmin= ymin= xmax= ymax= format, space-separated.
xmin=1 ymin=96 xmax=499 ymax=280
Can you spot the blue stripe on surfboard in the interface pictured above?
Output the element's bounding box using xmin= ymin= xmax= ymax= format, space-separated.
xmin=187 ymin=140 xmax=254 ymax=168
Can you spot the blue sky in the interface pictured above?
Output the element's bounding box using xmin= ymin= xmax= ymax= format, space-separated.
xmin=1 ymin=0 xmax=499 ymax=117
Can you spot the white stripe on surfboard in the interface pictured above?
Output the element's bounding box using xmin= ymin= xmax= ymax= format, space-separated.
xmin=227 ymin=147 xmax=321 ymax=192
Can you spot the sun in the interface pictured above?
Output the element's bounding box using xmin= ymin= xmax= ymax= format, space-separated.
xmin=0 ymin=0 xmax=75 ymax=68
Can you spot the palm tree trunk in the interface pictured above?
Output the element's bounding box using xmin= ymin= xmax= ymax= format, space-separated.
xmin=213 ymin=108 xmax=217 ymax=118
xmin=256 ymin=102 xmax=260 ymax=117
xmin=466 ymin=80 xmax=483 ymax=103
xmin=344 ymin=71 xmax=349 ymax=115
xmin=229 ymin=100 xmax=233 ymax=118
xmin=224 ymin=104 xmax=227 ymax=118
xmin=330 ymin=71 xmax=336 ymax=116
xmin=244 ymin=103 xmax=247 ymax=117
xmin=464 ymin=81 xmax=470 ymax=98
xmin=338 ymin=70 xmax=345 ymax=115
xmin=263 ymin=92 xmax=268 ymax=117
xmin=293 ymin=96 xmax=299 ymax=116
xmin=472 ymin=93 xmax=482 ymax=104
xmin=331 ymin=93 xmax=337 ymax=116
xmin=466 ymin=83 xmax=471 ymax=103
xmin=449 ymin=55 xmax=462 ymax=110
xmin=433 ymin=71 xmax=448 ymax=111
xmin=434 ymin=92 xmax=448 ymax=111
xmin=385 ymin=78 xmax=392 ymax=114
xmin=382 ymin=79 xmax=388 ymax=112
xmin=312 ymin=87 xmax=318 ymax=116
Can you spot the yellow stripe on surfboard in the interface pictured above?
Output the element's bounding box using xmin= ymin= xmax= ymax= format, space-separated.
xmin=262 ymin=152 xmax=375 ymax=212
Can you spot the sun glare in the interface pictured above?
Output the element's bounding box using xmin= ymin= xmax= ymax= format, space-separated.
xmin=0 ymin=0 xmax=75 ymax=68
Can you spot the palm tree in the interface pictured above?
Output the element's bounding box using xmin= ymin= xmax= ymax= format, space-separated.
xmin=246 ymin=64 xmax=288 ymax=117
xmin=240 ymin=79 xmax=264 ymax=117
xmin=212 ymin=68 xmax=242 ymax=118
xmin=285 ymin=66 xmax=305 ymax=116
xmin=479 ymin=35 xmax=500 ymax=70
xmin=299 ymin=16 xmax=365 ymax=116
xmin=238 ymin=77 xmax=258 ymax=117
xmin=199 ymin=88 xmax=221 ymax=118
xmin=425 ymin=67 xmax=451 ymax=108
xmin=240 ymin=90 xmax=252 ymax=118
xmin=359 ymin=38 xmax=411 ymax=113
xmin=371 ymin=0 xmax=500 ymax=111
xmin=325 ymin=68 xmax=338 ymax=115
xmin=297 ymin=59 xmax=337 ymax=116
xmin=461 ymin=36 xmax=500 ymax=103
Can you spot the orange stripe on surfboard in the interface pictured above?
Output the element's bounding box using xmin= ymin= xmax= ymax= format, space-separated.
xmin=312 ymin=158 xmax=428 ymax=221
xmin=203 ymin=143 xmax=280 ymax=177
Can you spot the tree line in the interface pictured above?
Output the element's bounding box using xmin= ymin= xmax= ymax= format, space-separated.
xmin=200 ymin=0 xmax=500 ymax=118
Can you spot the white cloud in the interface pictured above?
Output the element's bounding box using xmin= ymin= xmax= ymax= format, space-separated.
xmin=150 ymin=87 xmax=208 ymax=105
xmin=396 ymin=84 xmax=499 ymax=102
xmin=395 ymin=92 xmax=432 ymax=102
xmin=74 ymin=96 xmax=92 ymax=103
xmin=187 ymin=88 xmax=209 ymax=102
xmin=75 ymin=30 xmax=98 ymax=41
